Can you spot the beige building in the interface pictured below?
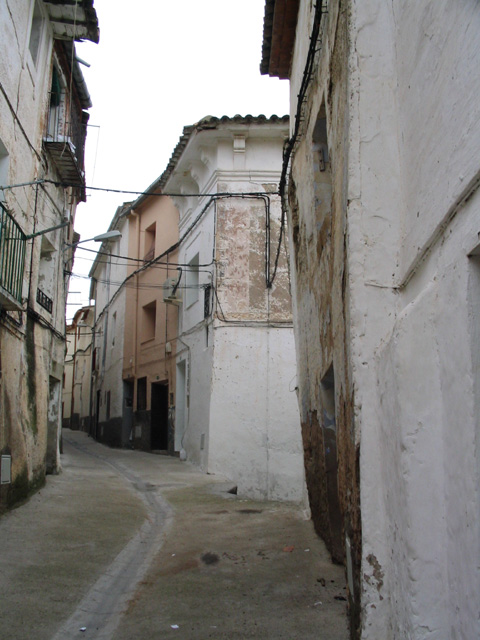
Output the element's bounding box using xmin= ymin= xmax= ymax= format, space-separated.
xmin=122 ymin=191 xmax=180 ymax=452
xmin=63 ymin=305 xmax=94 ymax=432
xmin=88 ymin=193 xmax=180 ymax=451
xmin=0 ymin=0 xmax=98 ymax=510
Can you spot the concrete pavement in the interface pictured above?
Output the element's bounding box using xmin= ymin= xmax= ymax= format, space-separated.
xmin=0 ymin=430 xmax=348 ymax=639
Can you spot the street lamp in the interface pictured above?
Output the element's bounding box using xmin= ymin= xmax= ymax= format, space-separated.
xmin=64 ymin=229 xmax=122 ymax=250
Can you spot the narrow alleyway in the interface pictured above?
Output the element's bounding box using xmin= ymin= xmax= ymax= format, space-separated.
xmin=0 ymin=430 xmax=348 ymax=640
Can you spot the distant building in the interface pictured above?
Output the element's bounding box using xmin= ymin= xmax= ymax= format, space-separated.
xmin=88 ymin=205 xmax=130 ymax=446
xmin=262 ymin=0 xmax=480 ymax=637
xmin=63 ymin=305 xmax=94 ymax=431
xmin=0 ymin=0 xmax=98 ymax=510
xmin=87 ymin=115 xmax=306 ymax=503
xmin=121 ymin=192 xmax=180 ymax=453
xmin=162 ymin=115 xmax=306 ymax=502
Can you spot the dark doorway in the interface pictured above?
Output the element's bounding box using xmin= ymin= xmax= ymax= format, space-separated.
xmin=94 ymin=390 xmax=101 ymax=440
xmin=122 ymin=380 xmax=134 ymax=447
xmin=151 ymin=382 xmax=169 ymax=450
xmin=321 ymin=365 xmax=344 ymax=563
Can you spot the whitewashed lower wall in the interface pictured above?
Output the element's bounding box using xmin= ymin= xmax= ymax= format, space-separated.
xmin=208 ymin=325 xmax=306 ymax=503
xmin=178 ymin=326 xmax=213 ymax=471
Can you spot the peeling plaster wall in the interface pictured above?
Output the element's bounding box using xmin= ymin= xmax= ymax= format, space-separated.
xmin=287 ymin=0 xmax=480 ymax=636
xmin=287 ymin=0 xmax=361 ymax=619
xmin=167 ymin=121 xmax=305 ymax=502
xmin=209 ymin=179 xmax=304 ymax=501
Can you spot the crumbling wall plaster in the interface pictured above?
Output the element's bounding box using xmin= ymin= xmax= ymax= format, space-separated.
xmin=288 ymin=0 xmax=362 ymax=622
xmin=286 ymin=0 xmax=480 ymax=636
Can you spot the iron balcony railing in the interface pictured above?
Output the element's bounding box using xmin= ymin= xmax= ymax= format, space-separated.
xmin=44 ymin=92 xmax=88 ymax=187
xmin=36 ymin=288 xmax=53 ymax=314
xmin=0 ymin=202 xmax=26 ymax=309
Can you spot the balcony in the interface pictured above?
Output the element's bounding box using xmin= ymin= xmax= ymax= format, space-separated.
xmin=43 ymin=94 xmax=88 ymax=193
xmin=0 ymin=203 xmax=26 ymax=311
xmin=36 ymin=288 xmax=53 ymax=314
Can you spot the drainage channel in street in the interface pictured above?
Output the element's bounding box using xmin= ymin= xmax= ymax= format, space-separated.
xmin=51 ymin=436 xmax=173 ymax=640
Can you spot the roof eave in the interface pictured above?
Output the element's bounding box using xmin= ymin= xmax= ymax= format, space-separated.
xmin=260 ymin=0 xmax=299 ymax=79
xmin=45 ymin=0 xmax=100 ymax=44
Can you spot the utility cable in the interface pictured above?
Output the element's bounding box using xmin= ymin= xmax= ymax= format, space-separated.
xmin=268 ymin=0 xmax=326 ymax=288
xmin=0 ymin=178 xmax=279 ymax=200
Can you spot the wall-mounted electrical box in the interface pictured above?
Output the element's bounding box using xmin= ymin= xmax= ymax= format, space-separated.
xmin=1 ymin=454 xmax=11 ymax=484
xmin=163 ymin=278 xmax=182 ymax=306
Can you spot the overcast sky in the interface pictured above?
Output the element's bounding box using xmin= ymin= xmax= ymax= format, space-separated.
xmin=67 ymin=0 xmax=289 ymax=319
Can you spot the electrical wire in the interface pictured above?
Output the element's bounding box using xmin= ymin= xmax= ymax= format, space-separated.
xmin=70 ymin=244 xmax=215 ymax=268
xmin=268 ymin=0 xmax=326 ymax=288
xmin=0 ymin=178 xmax=279 ymax=200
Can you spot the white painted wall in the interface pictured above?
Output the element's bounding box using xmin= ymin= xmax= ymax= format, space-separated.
xmin=165 ymin=119 xmax=306 ymax=502
xmin=286 ymin=0 xmax=480 ymax=634
xmin=209 ymin=325 xmax=304 ymax=502
xmin=175 ymin=206 xmax=215 ymax=469
xmin=346 ymin=1 xmax=480 ymax=636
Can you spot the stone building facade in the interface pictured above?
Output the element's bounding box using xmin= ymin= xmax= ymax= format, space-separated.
xmin=0 ymin=0 xmax=98 ymax=510
xmin=63 ymin=305 xmax=94 ymax=431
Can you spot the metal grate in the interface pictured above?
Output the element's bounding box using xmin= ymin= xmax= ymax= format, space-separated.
xmin=36 ymin=288 xmax=53 ymax=313
xmin=0 ymin=202 xmax=26 ymax=308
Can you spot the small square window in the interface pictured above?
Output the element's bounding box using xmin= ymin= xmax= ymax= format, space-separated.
xmin=111 ymin=312 xmax=117 ymax=346
xmin=28 ymin=1 xmax=44 ymax=66
xmin=186 ymin=253 xmax=199 ymax=308
xmin=142 ymin=301 xmax=156 ymax=341
xmin=0 ymin=138 xmax=9 ymax=202
xmin=144 ymin=223 xmax=156 ymax=262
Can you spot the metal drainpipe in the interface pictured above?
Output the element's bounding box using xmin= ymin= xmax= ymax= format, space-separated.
xmin=70 ymin=322 xmax=77 ymax=427
xmin=131 ymin=211 xmax=140 ymax=382
xmin=100 ymin=246 xmax=111 ymax=377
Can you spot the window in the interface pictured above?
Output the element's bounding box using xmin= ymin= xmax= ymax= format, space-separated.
xmin=142 ymin=301 xmax=156 ymax=341
xmin=28 ymin=1 xmax=44 ymax=66
xmin=46 ymin=66 xmax=64 ymax=141
xmin=144 ymin=223 xmax=156 ymax=261
xmin=186 ymin=253 xmax=199 ymax=308
xmin=92 ymin=347 xmax=99 ymax=372
xmin=0 ymin=138 xmax=9 ymax=202
xmin=111 ymin=312 xmax=117 ymax=346
xmin=312 ymin=104 xmax=332 ymax=248
xmin=37 ymin=235 xmax=55 ymax=314
xmin=106 ymin=391 xmax=111 ymax=421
